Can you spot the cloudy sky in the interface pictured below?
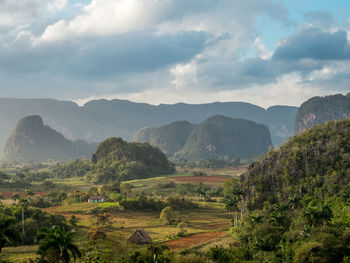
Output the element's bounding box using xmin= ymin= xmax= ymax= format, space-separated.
xmin=1 ymin=0 xmax=350 ymax=107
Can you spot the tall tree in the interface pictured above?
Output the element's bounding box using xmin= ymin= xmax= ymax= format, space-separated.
xmin=303 ymin=202 xmax=333 ymax=227
xmin=0 ymin=217 xmax=18 ymax=262
xmin=11 ymin=193 xmax=20 ymax=202
xmin=37 ymin=226 xmax=81 ymax=263
xmin=18 ymin=198 xmax=28 ymax=237
xmin=24 ymin=189 xmax=34 ymax=202
xmin=225 ymin=196 xmax=240 ymax=227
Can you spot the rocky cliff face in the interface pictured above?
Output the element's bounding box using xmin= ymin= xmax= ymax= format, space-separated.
xmin=295 ymin=93 xmax=350 ymax=133
xmin=2 ymin=115 xmax=96 ymax=163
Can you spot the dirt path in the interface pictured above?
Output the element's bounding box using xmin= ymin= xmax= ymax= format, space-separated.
xmin=166 ymin=231 xmax=226 ymax=250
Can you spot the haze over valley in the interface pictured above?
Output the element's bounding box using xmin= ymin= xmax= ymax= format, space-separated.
xmin=1 ymin=1 xmax=350 ymax=262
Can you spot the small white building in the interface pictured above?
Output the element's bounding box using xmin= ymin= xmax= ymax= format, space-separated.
xmin=88 ymin=196 xmax=105 ymax=203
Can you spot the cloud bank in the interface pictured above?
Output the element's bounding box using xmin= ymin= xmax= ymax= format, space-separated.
xmin=0 ymin=0 xmax=349 ymax=107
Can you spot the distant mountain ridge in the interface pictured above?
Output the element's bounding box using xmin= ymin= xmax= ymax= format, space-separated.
xmin=295 ymin=93 xmax=350 ymax=133
xmin=133 ymin=115 xmax=272 ymax=160
xmin=0 ymin=98 xmax=298 ymax=154
xmin=2 ymin=115 xmax=97 ymax=163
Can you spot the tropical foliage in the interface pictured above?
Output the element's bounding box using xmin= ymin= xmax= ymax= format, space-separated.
xmin=37 ymin=226 xmax=81 ymax=263
xmin=89 ymin=137 xmax=175 ymax=183
xmin=241 ymin=119 xmax=350 ymax=209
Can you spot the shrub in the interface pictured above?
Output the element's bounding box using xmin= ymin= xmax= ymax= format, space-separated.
xmin=160 ymin=206 xmax=179 ymax=225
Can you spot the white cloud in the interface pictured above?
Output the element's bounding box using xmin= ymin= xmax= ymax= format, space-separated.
xmin=47 ymin=0 xmax=68 ymax=14
xmin=0 ymin=0 xmax=43 ymax=26
xmin=40 ymin=0 xmax=176 ymax=42
xmin=38 ymin=0 xmax=288 ymax=43
xmin=83 ymin=71 xmax=337 ymax=108
xmin=254 ymin=37 xmax=273 ymax=59
xmin=3 ymin=0 xmax=346 ymax=108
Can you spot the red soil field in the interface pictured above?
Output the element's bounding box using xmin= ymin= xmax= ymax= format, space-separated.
xmin=166 ymin=232 xmax=226 ymax=250
xmin=166 ymin=231 xmax=226 ymax=250
xmin=171 ymin=176 xmax=228 ymax=183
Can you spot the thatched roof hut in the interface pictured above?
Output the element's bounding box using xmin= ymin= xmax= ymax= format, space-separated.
xmin=129 ymin=229 xmax=152 ymax=245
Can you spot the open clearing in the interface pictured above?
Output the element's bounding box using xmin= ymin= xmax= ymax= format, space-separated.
xmin=166 ymin=231 xmax=226 ymax=250
xmin=1 ymin=169 xmax=244 ymax=261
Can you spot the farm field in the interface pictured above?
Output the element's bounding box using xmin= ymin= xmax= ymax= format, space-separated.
xmin=0 ymin=167 xmax=244 ymax=262
xmin=2 ymin=204 xmax=231 ymax=261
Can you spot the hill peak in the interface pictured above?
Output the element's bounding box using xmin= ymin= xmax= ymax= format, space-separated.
xmin=2 ymin=115 xmax=96 ymax=163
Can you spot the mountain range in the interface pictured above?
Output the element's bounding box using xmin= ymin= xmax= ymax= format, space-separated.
xmin=133 ymin=115 xmax=272 ymax=160
xmin=0 ymin=98 xmax=298 ymax=155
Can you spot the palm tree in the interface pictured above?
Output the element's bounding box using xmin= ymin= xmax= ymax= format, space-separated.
xmin=0 ymin=217 xmax=18 ymax=262
xmin=207 ymin=245 xmax=230 ymax=262
xmin=11 ymin=193 xmax=20 ymax=202
xmin=269 ymin=211 xmax=286 ymax=226
xmin=303 ymin=202 xmax=333 ymax=227
xmin=37 ymin=226 xmax=81 ymax=263
xmin=249 ymin=214 xmax=264 ymax=226
xmin=18 ymin=198 xmax=29 ymax=237
xmin=254 ymin=236 xmax=275 ymax=251
xmin=58 ymin=192 xmax=67 ymax=205
xmin=231 ymin=186 xmax=245 ymax=218
xmin=274 ymin=202 xmax=289 ymax=212
xmin=24 ymin=189 xmax=34 ymax=202
xmin=225 ymin=196 xmax=240 ymax=227
xmin=288 ymin=195 xmax=302 ymax=209
xmin=147 ymin=244 xmax=169 ymax=263
xmin=342 ymin=188 xmax=350 ymax=202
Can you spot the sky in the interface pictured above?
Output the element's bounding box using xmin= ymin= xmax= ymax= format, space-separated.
xmin=1 ymin=0 xmax=350 ymax=107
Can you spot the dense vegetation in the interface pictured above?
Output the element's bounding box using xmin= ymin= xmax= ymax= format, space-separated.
xmin=205 ymin=189 xmax=350 ymax=263
xmin=295 ymin=93 xmax=350 ymax=133
xmin=134 ymin=115 xmax=272 ymax=161
xmin=150 ymin=121 xmax=194 ymax=157
xmin=50 ymin=159 xmax=92 ymax=178
xmin=2 ymin=116 xmax=96 ymax=163
xmin=204 ymin=119 xmax=350 ymax=262
xmin=3 ymin=105 xmax=350 ymax=262
xmin=241 ymin=119 xmax=350 ymax=209
xmin=89 ymin=137 xmax=175 ymax=183
xmin=175 ymin=115 xmax=272 ymax=161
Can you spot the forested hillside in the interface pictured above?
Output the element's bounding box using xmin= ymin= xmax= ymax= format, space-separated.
xmin=214 ymin=119 xmax=350 ymax=262
xmin=175 ymin=115 xmax=272 ymax=160
xmin=89 ymin=137 xmax=175 ymax=183
xmin=133 ymin=115 xmax=272 ymax=161
xmin=242 ymin=118 xmax=350 ymax=209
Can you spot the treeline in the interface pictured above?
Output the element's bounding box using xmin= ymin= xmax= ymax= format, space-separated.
xmin=242 ymin=119 xmax=350 ymax=209
xmin=175 ymin=158 xmax=242 ymax=169
xmin=213 ymin=119 xmax=350 ymax=262
xmin=215 ymin=177 xmax=350 ymax=263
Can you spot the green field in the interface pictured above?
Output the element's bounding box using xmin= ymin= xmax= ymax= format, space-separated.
xmin=2 ymin=204 xmax=231 ymax=262
xmin=0 ymin=167 xmax=246 ymax=262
